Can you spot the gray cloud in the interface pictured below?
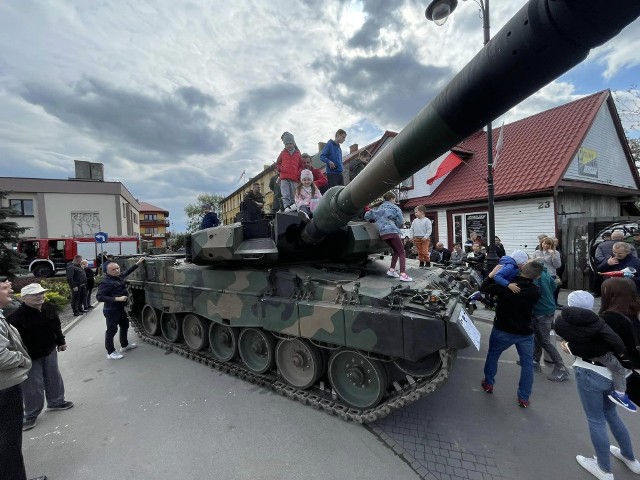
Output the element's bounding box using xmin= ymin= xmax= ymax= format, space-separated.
xmin=347 ymin=0 xmax=407 ymax=49
xmin=314 ymin=52 xmax=454 ymax=126
xmin=20 ymin=78 xmax=229 ymax=158
xmin=177 ymin=86 xmax=218 ymax=108
xmin=236 ymin=83 xmax=306 ymax=124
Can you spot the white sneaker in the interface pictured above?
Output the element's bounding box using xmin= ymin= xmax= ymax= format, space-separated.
xmin=399 ymin=273 xmax=413 ymax=282
xmin=107 ymin=351 xmax=124 ymax=360
xmin=576 ymin=455 xmax=613 ymax=480
xmin=386 ymin=269 xmax=400 ymax=278
xmin=120 ymin=343 xmax=137 ymax=353
xmin=610 ymin=445 xmax=640 ymax=473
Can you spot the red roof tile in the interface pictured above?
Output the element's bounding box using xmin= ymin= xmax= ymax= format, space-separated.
xmin=413 ymin=90 xmax=611 ymax=207
xmin=139 ymin=201 xmax=169 ymax=215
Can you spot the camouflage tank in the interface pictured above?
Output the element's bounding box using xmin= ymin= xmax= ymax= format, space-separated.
xmin=117 ymin=0 xmax=640 ymax=422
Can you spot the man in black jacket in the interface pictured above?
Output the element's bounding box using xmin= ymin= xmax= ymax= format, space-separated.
xmin=97 ymin=257 xmax=146 ymax=360
xmin=480 ymin=261 xmax=543 ymax=408
xmin=66 ymin=255 xmax=87 ymax=316
xmin=8 ymin=283 xmax=73 ymax=432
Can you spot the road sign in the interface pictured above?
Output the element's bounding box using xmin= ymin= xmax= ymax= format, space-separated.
xmin=95 ymin=232 xmax=108 ymax=243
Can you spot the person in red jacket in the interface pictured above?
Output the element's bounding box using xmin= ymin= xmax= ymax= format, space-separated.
xmin=276 ymin=132 xmax=302 ymax=210
xmin=301 ymin=153 xmax=327 ymax=193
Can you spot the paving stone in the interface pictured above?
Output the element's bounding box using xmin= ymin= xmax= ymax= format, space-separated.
xmin=435 ymin=463 xmax=447 ymax=473
xmin=475 ymin=455 xmax=487 ymax=465
xmin=447 ymin=458 xmax=462 ymax=468
xmin=468 ymin=471 xmax=484 ymax=480
xmin=453 ymin=467 xmax=469 ymax=478
xmin=486 ymin=465 xmax=500 ymax=476
xmin=474 ymin=463 xmax=487 ymax=473
xmin=461 ymin=460 xmax=475 ymax=470
xmin=462 ymin=453 xmax=478 ymax=463
xmin=435 ymin=455 xmax=448 ymax=465
xmin=449 ymin=450 xmax=462 ymax=460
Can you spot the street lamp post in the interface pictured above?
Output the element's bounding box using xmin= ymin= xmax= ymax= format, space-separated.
xmin=426 ymin=0 xmax=499 ymax=270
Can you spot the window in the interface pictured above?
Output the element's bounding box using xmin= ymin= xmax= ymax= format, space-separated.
xmin=123 ymin=203 xmax=126 ymax=218
xmin=144 ymin=214 xmax=157 ymax=221
xmin=145 ymin=227 xmax=158 ymax=234
xmin=133 ymin=213 xmax=138 ymax=224
xmin=9 ymin=199 xmax=34 ymax=216
xmin=398 ymin=176 xmax=414 ymax=190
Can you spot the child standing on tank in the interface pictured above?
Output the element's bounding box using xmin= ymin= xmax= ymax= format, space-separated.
xmin=295 ymin=169 xmax=322 ymax=223
xmin=365 ymin=191 xmax=413 ymax=282
xmin=276 ymin=132 xmax=302 ymax=210
xmin=411 ymin=205 xmax=432 ymax=268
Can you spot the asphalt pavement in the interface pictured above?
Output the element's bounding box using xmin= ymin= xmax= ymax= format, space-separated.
xmin=22 ymin=291 xmax=640 ymax=480
xmin=21 ymin=306 xmax=417 ymax=480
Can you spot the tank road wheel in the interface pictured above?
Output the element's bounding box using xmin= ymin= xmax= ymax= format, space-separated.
xmin=209 ymin=323 xmax=238 ymax=362
xmin=238 ymin=328 xmax=276 ymax=374
xmin=141 ymin=305 xmax=161 ymax=336
xmin=276 ymin=338 xmax=324 ymax=390
xmin=160 ymin=312 xmax=183 ymax=343
xmin=328 ymin=350 xmax=388 ymax=410
xmin=394 ymin=352 xmax=443 ymax=378
xmin=182 ymin=314 xmax=209 ymax=351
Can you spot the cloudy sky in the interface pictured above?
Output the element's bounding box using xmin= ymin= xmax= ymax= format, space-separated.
xmin=1 ymin=1 xmax=639 ymax=232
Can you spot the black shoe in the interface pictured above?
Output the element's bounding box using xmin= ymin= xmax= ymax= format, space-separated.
xmin=48 ymin=401 xmax=74 ymax=411
xmin=23 ymin=417 xmax=37 ymax=431
xmin=73 ymin=311 xmax=81 ymax=316
xmin=28 ymin=476 xmax=47 ymax=480
xmin=85 ymin=306 xmax=94 ymax=310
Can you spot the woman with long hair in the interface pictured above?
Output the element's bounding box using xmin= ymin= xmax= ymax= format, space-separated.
xmin=562 ymin=278 xmax=640 ymax=479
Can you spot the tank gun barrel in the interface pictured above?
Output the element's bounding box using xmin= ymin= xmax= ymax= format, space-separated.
xmin=302 ymin=0 xmax=640 ymax=244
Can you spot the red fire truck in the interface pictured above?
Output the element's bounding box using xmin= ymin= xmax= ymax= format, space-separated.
xmin=18 ymin=236 xmax=139 ymax=277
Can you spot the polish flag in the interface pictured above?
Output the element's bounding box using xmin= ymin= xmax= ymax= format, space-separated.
xmin=426 ymin=152 xmax=463 ymax=185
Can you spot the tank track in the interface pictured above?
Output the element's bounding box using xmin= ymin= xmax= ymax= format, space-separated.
xmin=127 ymin=303 xmax=455 ymax=424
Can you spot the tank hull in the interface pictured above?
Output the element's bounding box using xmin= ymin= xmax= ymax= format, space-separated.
xmin=121 ymin=256 xmax=478 ymax=420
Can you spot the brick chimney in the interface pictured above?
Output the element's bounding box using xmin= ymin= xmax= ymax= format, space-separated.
xmin=349 ymin=144 xmax=359 ymax=153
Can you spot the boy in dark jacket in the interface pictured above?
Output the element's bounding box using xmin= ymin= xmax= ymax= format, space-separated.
xmin=554 ymin=290 xmax=636 ymax=412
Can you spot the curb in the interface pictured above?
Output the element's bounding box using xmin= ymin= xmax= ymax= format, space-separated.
xmin=62 ymin=301 xmax=98 ymax=335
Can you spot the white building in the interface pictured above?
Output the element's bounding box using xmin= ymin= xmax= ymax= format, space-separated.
xmin=0 ymin=161 xmax=140 ymax=239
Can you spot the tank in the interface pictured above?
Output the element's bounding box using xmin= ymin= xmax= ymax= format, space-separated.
xmin=117 ymin=0 xmax=640 ymax=422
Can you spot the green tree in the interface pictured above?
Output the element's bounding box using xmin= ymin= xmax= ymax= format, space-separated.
xmin=0 ymin=191 xmax=29 ymax=278
xmin=171 ymin=232 xmax=187 ymax=251
xmin=184 ymin=193 xmax=224 ymax=233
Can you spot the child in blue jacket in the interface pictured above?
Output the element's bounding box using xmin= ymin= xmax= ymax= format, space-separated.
xmin=494 ymin=249 xmax=529 ymax=293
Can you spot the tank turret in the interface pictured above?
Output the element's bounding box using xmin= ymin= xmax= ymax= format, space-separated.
xmin=119 ymin=0 xmax=640 ymax=421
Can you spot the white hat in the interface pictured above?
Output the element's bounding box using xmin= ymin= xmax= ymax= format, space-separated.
xmin=567 ymin=290 xmax=594 ymax=310
xmin=21 ymin=283 xmax=48 ymax=296
xmin=510 ymin=250 xmax=529 ymax=265
xmin=300 ymin=169 xmax=313 ymax=180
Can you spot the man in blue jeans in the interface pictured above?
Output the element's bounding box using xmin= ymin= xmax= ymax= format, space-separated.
xmin=480 ymin=261 xmax=543 ymax=408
